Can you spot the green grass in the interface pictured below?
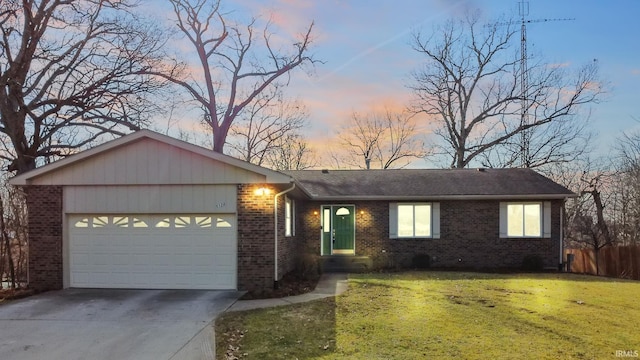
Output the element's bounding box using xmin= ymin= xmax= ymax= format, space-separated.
xmin=216 ymin=272 xmax=640 ymax=359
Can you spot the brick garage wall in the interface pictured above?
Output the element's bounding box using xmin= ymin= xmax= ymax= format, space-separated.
xmin=236 ymin=184 xmax=276 ymax=291
xmin=299 ymin=199 xmax=562 ymax=270
xmin=24 ymin=186 xmax=63 ymax=291
xmin=237 ymin=185 xmax=303 ymax=291
xmin=276 ymin=194 xmax=301 ymax=283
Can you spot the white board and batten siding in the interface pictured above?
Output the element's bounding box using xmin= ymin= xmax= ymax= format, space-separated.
xmin=29 ymin=138 xmax=265 ymax=186
xmin=64 ymin=185 xmax=236 ymax=214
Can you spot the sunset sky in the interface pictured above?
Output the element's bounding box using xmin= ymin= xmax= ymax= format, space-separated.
xmin=154 ymin=0 xmax=640 ymax=167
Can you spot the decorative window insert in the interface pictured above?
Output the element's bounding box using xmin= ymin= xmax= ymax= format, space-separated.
xmin=389 ymin=203 xmax=440 ymax=239
xmin=71 ymin=215 xmax=232 ymax=229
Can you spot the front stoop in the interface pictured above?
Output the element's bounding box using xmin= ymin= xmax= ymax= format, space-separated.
xmin=320 ymin=255 xmax=372 ymax=273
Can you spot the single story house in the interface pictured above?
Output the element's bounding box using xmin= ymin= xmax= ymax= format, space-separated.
xmin=9 ymin=130 xmax=575 ymax=292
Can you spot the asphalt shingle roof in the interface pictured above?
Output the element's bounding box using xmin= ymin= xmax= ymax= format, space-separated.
xmin=283 ymin=168 xmax=575 ymax=200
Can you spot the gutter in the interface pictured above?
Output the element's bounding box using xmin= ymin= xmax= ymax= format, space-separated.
xmin=560 ymin=205 xmax=564 ymax=270
xmin=274 ymin=182 xmax=296 ymax=290
xmin=303 ymin=194 xmax=577 ymax=201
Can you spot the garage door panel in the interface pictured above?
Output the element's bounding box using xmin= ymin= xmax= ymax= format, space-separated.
xmin=69 ymin=214 xmax=237 ymax=289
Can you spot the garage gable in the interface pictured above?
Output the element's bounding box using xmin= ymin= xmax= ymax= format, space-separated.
xmin=10 ymin=130 xmax=291 ymax=186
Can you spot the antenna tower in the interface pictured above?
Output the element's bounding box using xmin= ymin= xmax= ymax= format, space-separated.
xmin=516 ymin=1 xmax=573 ymax=167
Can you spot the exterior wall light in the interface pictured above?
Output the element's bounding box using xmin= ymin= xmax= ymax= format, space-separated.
xmin=254 ymin=187 xmax=272 ymax=196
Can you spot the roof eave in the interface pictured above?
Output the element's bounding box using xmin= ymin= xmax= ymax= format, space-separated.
xmin=304 ymin=193 xmax=576 ymax=201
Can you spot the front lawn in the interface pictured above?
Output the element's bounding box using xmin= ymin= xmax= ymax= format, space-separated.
xmin=216 ymin=272 xmax=640 ymax=359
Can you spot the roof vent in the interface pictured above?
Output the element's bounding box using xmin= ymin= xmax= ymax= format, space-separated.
xmin=322 ymin=169 xmax=329 ymax=174
xmin=477 ymin=168 xmax=485 ymax=172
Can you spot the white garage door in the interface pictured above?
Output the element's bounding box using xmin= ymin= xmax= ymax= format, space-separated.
xmin=68 ymin=214 xmax=236 ymax=289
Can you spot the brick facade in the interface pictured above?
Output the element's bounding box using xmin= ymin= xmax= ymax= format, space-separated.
xmin=22 ymin=182 xmax=562 ymax=293
xmin=24 ymin=186 xmax=63 ymax=291
xmin=236 ymin=184 xmax=301 ymax=291
xmin=276 ymin=194 xmax=301 ymax=284
xmin=236 ymin=184 xmax=275 ymax=291
xmin=299 ymin=199 xmax=563 ymax=270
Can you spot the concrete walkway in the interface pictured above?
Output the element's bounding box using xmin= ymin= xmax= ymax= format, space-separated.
xmin=226 ymin=273 xmax=349 ymax=312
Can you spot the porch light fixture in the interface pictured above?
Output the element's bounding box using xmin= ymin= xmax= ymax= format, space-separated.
xmin=254 ymin=187 xmax=272 ymax=196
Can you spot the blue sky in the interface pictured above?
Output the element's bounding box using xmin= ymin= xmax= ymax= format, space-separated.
xmin=155 ymin=0 xmax=640 ymax=165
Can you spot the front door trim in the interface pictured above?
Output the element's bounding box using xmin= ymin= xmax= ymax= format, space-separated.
xmin=320 ymin=204 xmax=356 ymax=255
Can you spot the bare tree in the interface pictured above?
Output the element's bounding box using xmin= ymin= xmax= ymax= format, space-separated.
xmin=337 ymin=109 xmax=426 ymax=169
xmin=227 ymin=88 xmax=307 ymax=166
xmin=577 ymin=174 xmax=615 ymax=275
xmin=562 ymin=163 xmax=616 ymax=276
xmin=0 ymin=174 xmax=27 ymax=289
xmin=148 ymin=0 xmax=317 ymax=153
xmin=481 ymin=113 xmax=592 ymax=170
xmin=613 ymin=123 xmax=640 ymax=245
xmin=264 ymin=133 xmax=317 ymax=170
xmin=410 ymin=11 xmax=602 ymax=168
xmin=0 ymin=0 xmax=176 ymax=174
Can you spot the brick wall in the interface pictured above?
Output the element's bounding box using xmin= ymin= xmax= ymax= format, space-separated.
xmin=277 ymin=194 xmax=300 ymax=284
xmin=24 ymin=186 xmax=63 ymax=291
xmin=299 ymin=199 xmax=563 ymax=270
xmin=236 ymin=184 xmax=302 ymax=291
xmin=236 ymin=184 xmax=275 ymax=291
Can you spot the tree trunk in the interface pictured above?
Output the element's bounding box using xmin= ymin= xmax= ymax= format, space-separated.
xmin=456 ymin=147 xmax=465 ymax=168
xmin=213 ymin=120 xmax=233 ymax=153
xmin=0 ymin=194 xmax=16 ymax=289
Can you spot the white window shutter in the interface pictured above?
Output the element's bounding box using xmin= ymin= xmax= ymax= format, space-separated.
xmin=389 ymin=202 xmax=398 ymax=239
xmin=499 ymin=202 xmax=508 ymax=238
xmin=543 ymin=201 xmax=552 ymax=238
xmin=432 ymin=203 xmax=440 ymax=238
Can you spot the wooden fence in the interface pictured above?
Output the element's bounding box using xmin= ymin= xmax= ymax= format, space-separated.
xmin=565 ymin=245 xmax=640 ymax=280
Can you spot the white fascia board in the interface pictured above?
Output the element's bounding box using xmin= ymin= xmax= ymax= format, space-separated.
xmin=305 ymin=194 xmax=576 ymax=201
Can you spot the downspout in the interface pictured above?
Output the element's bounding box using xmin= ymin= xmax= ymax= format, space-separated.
xmin=560 ymin=204 xmax=564 ymax=271
xmin=274 ymin=182 xmax=296 ymax=290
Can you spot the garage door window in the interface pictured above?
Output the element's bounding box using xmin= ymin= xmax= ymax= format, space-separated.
xmin=72 ymin=215 xmax=234 ymax=229
xmin=216 ymin=217 xmax=232 ymax=227
xmin=150 ymin=216 xmax=234 ymax=229
xmin=74 ymin=216 xmax=149 ymax=228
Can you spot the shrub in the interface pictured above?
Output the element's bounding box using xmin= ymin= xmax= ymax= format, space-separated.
xmin=294 ymin=253 xmax=321 ymax=280
xmin=522 ymin=254 xmax=544 ymax=271
xmin=412 ymin=254 xmax=431 ymax=269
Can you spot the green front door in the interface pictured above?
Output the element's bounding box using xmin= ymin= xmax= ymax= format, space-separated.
xmin=321 ymin=205 xmax=355 ymax=255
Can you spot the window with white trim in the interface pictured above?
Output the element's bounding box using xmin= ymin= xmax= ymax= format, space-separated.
xmin=389 ymin=202 xmax=440 ymax=239
xmin=285 ymin=196 xmax=294 ymax=237
xmin=500 ymin=202 xmax=551 ymax=238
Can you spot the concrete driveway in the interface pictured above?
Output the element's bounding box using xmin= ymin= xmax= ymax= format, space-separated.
xmin=0 ymin=288 xmax=241 ymax=360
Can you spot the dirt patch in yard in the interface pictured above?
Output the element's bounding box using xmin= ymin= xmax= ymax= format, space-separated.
xmin=240 ymin=273 xmax=319 ymax=300
xmin=0 ymin=288 xmax=34 ymax=303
